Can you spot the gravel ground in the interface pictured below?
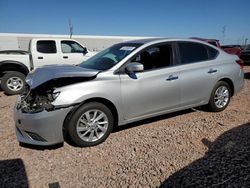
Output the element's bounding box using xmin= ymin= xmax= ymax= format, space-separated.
xmin=0 ymin=66 xmax=250 ymax=188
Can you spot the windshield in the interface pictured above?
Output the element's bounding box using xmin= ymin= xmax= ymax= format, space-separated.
xmin=79 ymin=43 xmax=142 ymax=70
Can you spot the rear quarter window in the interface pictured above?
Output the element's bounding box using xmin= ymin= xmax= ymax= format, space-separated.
xmin=178 ymin=42 xmax=218 ymax=64
xmin=207 ymin=46 xmax=219 ymax=59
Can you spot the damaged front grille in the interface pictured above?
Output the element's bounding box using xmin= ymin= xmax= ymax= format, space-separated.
xmin=17 ymin=85 xmax=59 ymax=113
xmin=17 ymin=77 xmax=91 ymax=113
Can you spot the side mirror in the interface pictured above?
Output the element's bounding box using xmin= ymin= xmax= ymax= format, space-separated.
xmin=126 ymin=62 xmax=144 ymax=73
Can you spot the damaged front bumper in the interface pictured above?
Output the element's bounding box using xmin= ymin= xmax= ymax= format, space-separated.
xmin=14 ymin=96 xmax=73 ymax=146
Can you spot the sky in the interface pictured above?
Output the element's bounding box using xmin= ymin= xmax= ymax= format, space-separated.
xmin=0 ymin=0 xmax=249 ymax=45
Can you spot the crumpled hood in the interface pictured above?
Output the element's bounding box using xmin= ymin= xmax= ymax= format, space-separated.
xmin=26 ymin=64 xmax=99 ymax=89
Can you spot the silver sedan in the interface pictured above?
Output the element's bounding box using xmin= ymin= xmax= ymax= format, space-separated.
xmin=14 ymin=38 xmax=244 ymax=147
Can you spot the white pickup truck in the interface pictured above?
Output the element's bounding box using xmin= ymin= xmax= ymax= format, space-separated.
xmin=0 ymin=38 xmax=96 ymax=95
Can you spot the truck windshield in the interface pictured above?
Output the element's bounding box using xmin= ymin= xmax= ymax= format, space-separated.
xmin=79 ymin=43 xmax=141 ymax=70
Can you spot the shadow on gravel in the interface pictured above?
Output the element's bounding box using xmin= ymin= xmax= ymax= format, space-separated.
xmin=244 ymin=72 xmax=250 ymax=80
xmin=113 ymin=109 xmax=195 ymax=132
xmin=160 ymin=122 xmax=250 ymax=187
xmin=0 ymin=158 xmax=29 ymax=188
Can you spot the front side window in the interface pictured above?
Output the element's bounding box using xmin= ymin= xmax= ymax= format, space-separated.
xmin=37 ymin=40 xmax=56 ymax=53
xmin=79 ymin=43 xmax=141 ymax=71
xmin=61 ymin=41 xmax=86 ymax=53
xmin=178 ymin=42 xmax=215 ymax=64
xmin=132 ymin=44 xmax=173 ymax=71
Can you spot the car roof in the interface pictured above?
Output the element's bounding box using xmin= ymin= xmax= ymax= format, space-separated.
xmin=190 ymin=37 xmax=219 ymax=42
xmin=123 ymin=37 xmax=213 ymax=45
xmin=124 ymin=38 xmax=165 ymax=44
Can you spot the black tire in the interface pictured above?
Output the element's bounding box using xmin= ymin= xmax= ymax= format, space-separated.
xmin=207 ymin=81 xmax=231 ymax=112
xmin=67 ymin=102 xmax=114 ymax=147
xmin=1 ymin=71 xmax=26 ymax=95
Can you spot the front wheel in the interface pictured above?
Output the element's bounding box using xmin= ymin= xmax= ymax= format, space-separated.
xmin=207 ymin=81 xmax=231 ymax=112
xmin=67 ymin=102 xmax=114 ymax=147
xmin=1 ymin=71 xmax=26 ymax=95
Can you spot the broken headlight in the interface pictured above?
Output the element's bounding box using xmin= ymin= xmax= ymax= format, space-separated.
xmin=18 ymin=88 xmax=60 ymax=113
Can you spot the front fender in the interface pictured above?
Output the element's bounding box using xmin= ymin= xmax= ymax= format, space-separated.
xmin=51 ymin=78 xmax=123 ymax=122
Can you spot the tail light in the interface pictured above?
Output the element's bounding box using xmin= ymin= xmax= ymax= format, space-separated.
xmin=235 ymin=59 xmax=244 ymax=69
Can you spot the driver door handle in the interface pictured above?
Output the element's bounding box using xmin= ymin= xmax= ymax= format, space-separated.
xmin=166 ymin=75 xmax=179 ymax=81
xmin=208 ymin=68 xmax=217 ymax=74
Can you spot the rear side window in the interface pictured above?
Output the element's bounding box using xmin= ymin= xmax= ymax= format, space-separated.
xmin=178 ymin=42 xmax=217 ymax=64
xmin=208 ymin=41 xmax=217 ymax=47
xmin=207 ymin=46 xmax=218 ymax=59
xmin=37 ymin=40 xmax=57 ymax=53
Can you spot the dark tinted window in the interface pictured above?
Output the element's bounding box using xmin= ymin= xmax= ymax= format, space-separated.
xmin=37 ymin=40 xmax=56 ymax=53
xmin=132 ymin=44 xmax=172 ymax=71
xmin=207 ymin=46 xmax=218 ymax=59
xmin=207 ymin=41 xmax=218 ymax=47
xmin=178 ymin=42 xmax=211 ymax=64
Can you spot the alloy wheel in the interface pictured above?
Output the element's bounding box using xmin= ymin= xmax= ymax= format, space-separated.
xmin=76 ymin=109 xmax=109 ymax=142
xmin=214 ymin=86 xmax=229 ymax=108
xmin=6 ymin=77 xmax=24 ymax=91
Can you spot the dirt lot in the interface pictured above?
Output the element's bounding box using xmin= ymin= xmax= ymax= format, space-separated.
xmin=0 ymin=67 xmax=250 ymax=188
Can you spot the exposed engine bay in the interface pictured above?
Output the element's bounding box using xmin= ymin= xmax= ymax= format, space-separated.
xmin=18 ymin=87 xmax=59 ymax=113
xmin=17 ymin=77 xmax=93 ymax=113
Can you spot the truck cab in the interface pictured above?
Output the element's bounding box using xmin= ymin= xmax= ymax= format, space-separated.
xmin=0 ymin=38 xmax=95 ymax=95
xmin=30 ymin=38 xmax=94 ymax=69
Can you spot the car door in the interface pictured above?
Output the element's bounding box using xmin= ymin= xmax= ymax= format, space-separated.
xmin=60 ymin=40 xmax=88 ymax=65
xmin=32 ymin=40 xmax=59 ymax=67
xmin=176 ymin=41 xmax=220 ymax=106
xmin=120 ymin=43 xmax=181 ymax=121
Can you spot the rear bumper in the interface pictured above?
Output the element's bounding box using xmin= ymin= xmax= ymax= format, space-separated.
xmin=14 ymin=102 xmax=72 ymax=146
xmin=234 ymin=69 xmax=244 ymax=95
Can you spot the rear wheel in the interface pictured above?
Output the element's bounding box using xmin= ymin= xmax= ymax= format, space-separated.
xmin=67 ymin=102 xmax=114 ymax=147
xmin=1 ymin=71 xmax=25 ymax=95
xmin=207 ymin=81 xmax=231 ymax=112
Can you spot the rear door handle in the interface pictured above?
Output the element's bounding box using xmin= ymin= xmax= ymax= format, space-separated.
xmin=38 ymin=56 xmax=43 ymax=59
xmin=166 ymin=75 xmax=179 ymax=81
xmin=208 ymin=69 xmax=217 ymax=74
xmin=63 ymin=56 xmax=68 ymax=59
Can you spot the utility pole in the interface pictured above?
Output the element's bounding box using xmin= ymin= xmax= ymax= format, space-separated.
xmin=241 ymin=35 xmax=245 ymax=46
xmin=68 ymin=18 xmax=73 ymax=38
xmin=237 ymin=38 xmax=240 ymax=45
xmin=222 ymin=26 xmax=226 ymax=45
xmin=245 ymin=38 xmax=248 ymax=46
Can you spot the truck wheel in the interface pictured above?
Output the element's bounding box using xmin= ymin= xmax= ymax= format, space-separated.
xmin=1 ymin=71 xmax=26 ymax=95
